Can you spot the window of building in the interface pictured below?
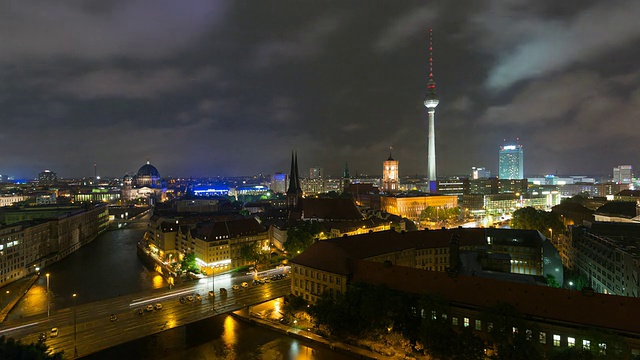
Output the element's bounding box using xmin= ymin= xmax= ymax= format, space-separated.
xmin=583 ymin=340 xmax=590 ymax=350
xmin=568 ymin=337 xmax=575 ymax=347
xmin=475 ymin=320 xmax=481 ymax=331
xmin=442 ymin=314 xmax=447 ymax=320
xmin=487 ymin=322 xmax=493 ymax=332
xmin=599 ymin=343 xmax=606 ymax=354
xmin=464 ymin=318 xmax=469 ymax=327
xmin=336 ymin=277 xmax=341 ymax=285
xmin=452 ymin=317 xmax=458 ymax=326
xmin=431 ymin=310 xmax=436 ymax=320
xmin=539 ymin=332 xmax=546 ymax=344
xmin=525 ymin=329 xmax=532 ymax=340
xmin=553 ymin=335 xmax=561 ymax=347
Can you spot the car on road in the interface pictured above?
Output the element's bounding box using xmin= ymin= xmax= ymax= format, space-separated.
xmin=252 ymin=279 xmax=261 ymax=286
xmin=241 ymin=282 xmax=249 ymax=288
xmin=110 ymin=314 xmax=117 ymax=322
xmin=50 ymin=328 xmax=59 ymax=337
xmin=220 ymin=287 xmax=227 ymax=295
xmin=232 ymin=285 xmax=240 ymax=290
xmin=179 ymin=296 xmax=187 ymax=304
xmin=262 ymin=277 xmax=270 ymax=283
xmin=186 ymin=295 xmax=194 ymax=301
xmin=208 ymin=290 xmax=215 ymax=297
xmin=146 ymin=304 xmax=154 ymax=312
xmin=38 ymin=333 xmax=47 ymax=342
xmin=155 ymin=303 xmax=163 ymax=310
xmin=137 ymin=308 xmax=144 ymax=315
xmin=194 ymin=293 xmax=202 ymax=301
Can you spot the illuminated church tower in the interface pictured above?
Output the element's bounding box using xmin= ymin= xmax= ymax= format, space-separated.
xmin=424 ymin=29 xmax=439 ymax=190
xmin=382 ymin=149 xmax=399 ymax=193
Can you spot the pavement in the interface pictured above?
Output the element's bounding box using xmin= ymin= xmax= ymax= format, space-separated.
xmin=0 ymin=273 xmax=40 ymax=323
xmin=232 ymin=302 xmax=399 ymax=360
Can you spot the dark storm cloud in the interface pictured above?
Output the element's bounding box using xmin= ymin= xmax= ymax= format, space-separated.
xmin=1 ymin=0 xmax=639 ymax=179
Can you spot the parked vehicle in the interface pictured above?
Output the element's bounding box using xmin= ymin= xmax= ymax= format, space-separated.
xmin=110 ymin=314 xmax=117 ymax=322
xmin=50 ymin=328 xmax=59 ymax=337
xmin=154 ymin=303 xmax=163 ymax=310
xmin=146 ymin=304 xmax=154 ymax=312
xmin=241 ymin=282 xmax=249 ymax=288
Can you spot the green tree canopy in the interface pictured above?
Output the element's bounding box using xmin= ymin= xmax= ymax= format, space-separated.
xmin=510 ymin=207 xmax=563 ymax=238
xmin=420 ymin=206 xmax=461 ymax=223
xmin=181 ymin=252 xmax=199 ymax=273
xmin=285 ymin=221 xmax=321 ymax=255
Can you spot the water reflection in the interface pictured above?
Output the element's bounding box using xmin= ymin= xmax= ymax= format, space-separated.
xmin=222 ymin=315 xmax=236 ymax=348
xmin=152 ymin=274 xmax=165 ymax=289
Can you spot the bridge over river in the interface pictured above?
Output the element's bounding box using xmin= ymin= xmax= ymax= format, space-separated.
xmin=0 ymin=275 xmax=290 ymax=359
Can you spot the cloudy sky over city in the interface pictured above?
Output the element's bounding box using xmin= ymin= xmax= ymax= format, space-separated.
xmin=2 ymin=0 xmax=640 ymax=179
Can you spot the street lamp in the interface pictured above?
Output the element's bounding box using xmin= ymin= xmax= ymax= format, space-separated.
xmin=548 ymin=228 xmax=553 ymax=242
xmin=46 ymin=274 xmax=50 ymax=317
xmin=72 ymin=293 xmax=78 ymax=358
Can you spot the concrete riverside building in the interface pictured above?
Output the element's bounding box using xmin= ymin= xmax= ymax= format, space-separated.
xmin=0 ymin=203 xmax=109 ymax=288
xmin=290 ymin=229 xmax=640 ymax=357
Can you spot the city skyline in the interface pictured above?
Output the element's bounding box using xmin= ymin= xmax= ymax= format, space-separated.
xmin=2 ymin=1 xmax=640 ymax=179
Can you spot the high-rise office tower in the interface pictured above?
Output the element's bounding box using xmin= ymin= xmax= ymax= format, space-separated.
xmin=38 ymin=169 xmax=57 ymax=186
xmin=471 ymin=167 xmax=491 ymax=179
xmin=499 ymin=142 xmax=524 ymax=180
xmin=382 ymin=150 xmax=399 ymax=193
xmin=309 ymin=167 xmax=323 ymax=180
xmin=424 ymin=29 xmax=439 ymax=187
xmin=613 ymin=165 xmax=633 ymax=184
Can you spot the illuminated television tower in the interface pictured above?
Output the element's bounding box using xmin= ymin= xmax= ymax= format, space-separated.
xmin=424 ymin=29 xmax=439 ymax=186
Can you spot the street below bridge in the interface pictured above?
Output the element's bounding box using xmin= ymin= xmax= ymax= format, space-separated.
xmin=0 ymin=275 xmax=290 ymax=358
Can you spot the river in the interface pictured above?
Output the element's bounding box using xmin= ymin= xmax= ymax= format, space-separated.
xmin=10 ymin=221 xmax=357 ymax=360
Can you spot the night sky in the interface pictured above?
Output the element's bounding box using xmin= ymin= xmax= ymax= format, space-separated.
xmin=2 ymin=0 xmax=640 ymax=180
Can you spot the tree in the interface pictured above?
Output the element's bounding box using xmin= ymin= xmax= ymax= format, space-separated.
xmin=239 ymin=242 xmax=260 ymax=264
xmin=482 ymin=302 xmax=543 ymax=360
xmin=0 ymin=336 xmax=63 ymax=360
xmin=284 ymin=221 xmax=321 ymax=255
xmin=181 ymin=253 xmax=199 ymax=273
xmin=510 ymin=207 xmax=563 ymax=237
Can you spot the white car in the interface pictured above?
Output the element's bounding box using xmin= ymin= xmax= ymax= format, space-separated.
xmin=155 ymin=303 xmax=163 ymax=310
xmin=232 ymin=285 xmax=240 ymax=290
xmin=50 ymin=328 xmax=59 ymax=337
xmin=146 ymin=304 xmax=154 ymax=312
xmin=241 ymin=282 xmax=249 ymax=288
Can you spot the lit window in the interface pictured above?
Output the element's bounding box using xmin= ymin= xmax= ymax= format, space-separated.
xmin=452 ymin=317 xmax=458 ymax=326
xmin=464 ymin=318 xmax=469 ymax=327
xmin=583 ymin=340 xmax=590 ymax=350
xmin=431 ymin=310 xmax=436 ymax=320
xmin=599 ymin=343 xmax=606 ymax=354
xmin=539 ymin=332 xmax=546 ymax=344
xmin=475 ymin=320 xmax=482 ymax=331
xmin=526 ymin=329 xmax=532 ymax=340
xmin=553 ymin=335 xmax=561 ymax=347
xmin=568 ymin=337 xmax=575 ymax=347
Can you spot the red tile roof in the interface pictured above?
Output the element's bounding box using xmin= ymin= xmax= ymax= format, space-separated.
xmin=302 ymin=198 xmax=364 ymax=220
xmin=352 ymin=260 xmax=640 ymax=334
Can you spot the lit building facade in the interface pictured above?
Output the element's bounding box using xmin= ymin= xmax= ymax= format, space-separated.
xmin=471 ymin=166 xmax=491 ymax=179
xmin=38 ymin=170 xmax=57 ymax=186
xmin=380 ymin=194 xmax=458 ymax=222
xmin=613 ymin=165 xmax=633 ymax=184
xmin=499 ymin=143 xmax=524 ymax=180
